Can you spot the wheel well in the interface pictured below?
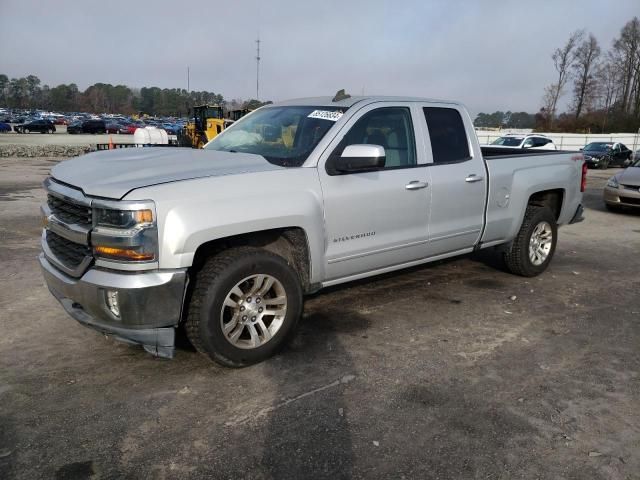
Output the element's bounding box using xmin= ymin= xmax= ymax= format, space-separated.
xmin=528 ymin=189 xmax=564 ymax=220
xmin=190 ymin=227 xmax=311 ymax=292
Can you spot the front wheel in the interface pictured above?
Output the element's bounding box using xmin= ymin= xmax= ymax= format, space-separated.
xmin=504 ymin=206 xmax=558 ymax=277
xmin=185 ymin=247 xmax=303 ymax=367
xmin=600 ymin=158 xmax=609 ymax=169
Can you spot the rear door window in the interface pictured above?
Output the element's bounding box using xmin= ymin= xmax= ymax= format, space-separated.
xmin=423 ymin=107 xmax=470 ymax=164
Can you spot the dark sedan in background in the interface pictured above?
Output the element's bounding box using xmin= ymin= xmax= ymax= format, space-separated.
xmin=582 ymin=142 xmax=633 ymax=169
xmin=14 ymin=119 xmax=56 ymax=134
xmin=67 ymin=119 xmax=107 ymax=134
xmin=105 ymin=121 xmax=130 ymax=134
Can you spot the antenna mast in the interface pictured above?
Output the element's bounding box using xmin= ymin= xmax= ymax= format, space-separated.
xmin=255 ymin=37 xmax=261 ymax=100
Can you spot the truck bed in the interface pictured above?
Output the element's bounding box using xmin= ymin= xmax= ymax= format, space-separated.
xmin=480 ymin=149 xmax=583 ymax=247
xmin=481 ymin=146 xmax=579 ymax=158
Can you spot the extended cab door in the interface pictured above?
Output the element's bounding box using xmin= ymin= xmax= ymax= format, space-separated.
xmin=418 ymin=105 xmax=487 ymax=255
xmin=318 ymin=103 xmax=432 ymax=281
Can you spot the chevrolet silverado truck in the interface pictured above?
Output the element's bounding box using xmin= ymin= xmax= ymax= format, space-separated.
xmin=40 ymin=95 xmax=586 ymax=367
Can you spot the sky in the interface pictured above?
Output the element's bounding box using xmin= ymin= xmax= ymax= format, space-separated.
xmin=0 ymin=0 xmax=638 ymax=116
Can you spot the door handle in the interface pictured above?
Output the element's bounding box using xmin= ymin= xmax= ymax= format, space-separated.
xmin=465 ymin=174 xmax=484 ymax=183
xmin=405 ymin=181 xmax=428 ymax=190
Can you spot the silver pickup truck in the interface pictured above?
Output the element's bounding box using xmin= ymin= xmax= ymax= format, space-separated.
xmin=40 ymin=95 xmax=586 ymax=366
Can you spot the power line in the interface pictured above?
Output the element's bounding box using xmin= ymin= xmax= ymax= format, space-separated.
xmin=256 ymin=37 xmax=261 ymax=100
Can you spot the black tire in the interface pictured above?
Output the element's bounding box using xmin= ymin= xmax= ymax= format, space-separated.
xmin=504 ymin=206 xmax=558 ymax=277
xmin=600 ymin=158 xmax=609 ymax=169
xmin=185 ymin=246 xmax=303 ymax=367
xmin=24 ymin=128 xmax=29 ymax=133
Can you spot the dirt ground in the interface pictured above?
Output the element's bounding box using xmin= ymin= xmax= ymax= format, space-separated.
xmin=0 ymin=157 xmax=639 ymax=480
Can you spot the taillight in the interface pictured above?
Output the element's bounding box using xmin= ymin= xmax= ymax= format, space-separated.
xmin=581 ymin=162 xmax=588 ymax=192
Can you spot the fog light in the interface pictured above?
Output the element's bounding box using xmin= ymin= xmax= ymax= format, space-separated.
xmin=105 ymin=290 xmax=120 ymax=318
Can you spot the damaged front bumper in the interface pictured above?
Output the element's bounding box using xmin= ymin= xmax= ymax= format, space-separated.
xmin=39 ymin=254 xmax=187 ymax=358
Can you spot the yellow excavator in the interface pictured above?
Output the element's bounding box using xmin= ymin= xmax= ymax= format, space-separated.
xmin=181 ymin=104 xmax=225 ymax=149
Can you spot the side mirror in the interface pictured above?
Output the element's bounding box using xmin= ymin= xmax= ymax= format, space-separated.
xmin=330 ymin=144 xmax=386 ymax=174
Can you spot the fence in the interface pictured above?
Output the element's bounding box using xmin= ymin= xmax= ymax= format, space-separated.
xmin=475 ymin=130 xmax=640 ymax=152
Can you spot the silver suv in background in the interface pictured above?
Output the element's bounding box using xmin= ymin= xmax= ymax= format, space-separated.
xmin=490 ymin=134 xmax=556 ymax=150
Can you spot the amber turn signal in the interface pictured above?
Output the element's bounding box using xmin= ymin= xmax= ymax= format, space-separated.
xmin=94 ymin=246 xmax=154 ymax=261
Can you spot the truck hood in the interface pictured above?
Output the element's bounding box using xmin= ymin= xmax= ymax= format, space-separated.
xmin=51 ymin=148 xmax=284 ymax=199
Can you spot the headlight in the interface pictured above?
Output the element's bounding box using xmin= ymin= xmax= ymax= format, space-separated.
xmin=94 ymin=208 xmax=153 ymax=228
xmin=91 ymin=202 xmax=158 ymax=264
xmin=607 ymin=177 xmax=619 ymax=188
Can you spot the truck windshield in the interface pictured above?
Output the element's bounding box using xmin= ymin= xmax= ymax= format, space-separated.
xmin=491 ymin=137 xmax=523 ymax=146
xmin=205 ymin=106 xmax=347 ymax=167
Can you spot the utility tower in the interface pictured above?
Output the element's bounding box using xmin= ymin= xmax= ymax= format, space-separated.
xmin=255 ymin=37 xmax=261 ymax=100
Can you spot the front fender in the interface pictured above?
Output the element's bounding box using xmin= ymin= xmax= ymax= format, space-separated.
xmin=127 ymin=168 xmax=327 ymax=283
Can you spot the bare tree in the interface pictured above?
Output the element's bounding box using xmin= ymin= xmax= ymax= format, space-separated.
xmin=612 ymin=17 xmax=640 ymax=114
xmin=595 ymin=54 xmax=621 ymax=130
xmin=572 ymin=34 xmax=601 ymax=118
xmin=543 ymin=30 xmax=584 ymax=127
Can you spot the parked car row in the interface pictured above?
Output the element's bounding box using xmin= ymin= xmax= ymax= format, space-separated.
xmin=488 ymin=134 xmax=636 ymax=169
xmin=1 ymin=107 xmax=187 ymax=136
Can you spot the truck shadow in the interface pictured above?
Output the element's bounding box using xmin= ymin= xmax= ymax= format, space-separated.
xmin=258 ymin=310 xmax=360 ymax=479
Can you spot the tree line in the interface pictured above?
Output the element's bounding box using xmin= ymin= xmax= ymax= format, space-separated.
xmin=0 ymin=75 xmax=260 ymax=117
xmin=473 ymin=111 xmax=536 ymax=129
xmin=475 ymin=17 xmax=639 ymax=133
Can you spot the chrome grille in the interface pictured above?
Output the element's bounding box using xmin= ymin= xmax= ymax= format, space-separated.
xmin=46 ymin=230 xmax=92 ymax=269
xmin=47 ymin=194 xmax=92 ymax=226
xmin=43 ymin=178 xmax=93 ymax=277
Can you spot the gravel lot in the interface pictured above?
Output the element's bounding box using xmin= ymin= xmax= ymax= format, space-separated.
xmin=0 ymin=158 xmax=639 ymax=479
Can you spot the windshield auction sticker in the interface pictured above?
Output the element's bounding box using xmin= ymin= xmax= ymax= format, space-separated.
xmin=307 ymin=110 xmax=344 ymax=121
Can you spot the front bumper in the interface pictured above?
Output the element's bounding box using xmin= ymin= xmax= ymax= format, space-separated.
xmin=39 ymin=254 xmax=187 ymax=358
xmin=604 ymin=185 xmax=640 ymax=208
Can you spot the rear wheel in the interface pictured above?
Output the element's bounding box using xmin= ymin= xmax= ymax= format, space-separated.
xmin=504 ymin=206 xmax=557 ymax=277
xmin=185 ymin=247 xmax=303 ymax=367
